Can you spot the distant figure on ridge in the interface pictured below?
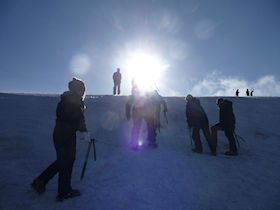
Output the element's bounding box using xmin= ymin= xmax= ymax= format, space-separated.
xmin=185 ymin=95 xmax=216 ymax=155
xmin=113 ymin=68 xmax=122 ymax=95
xmin=211 ymin=98 xmax=238 ymax=156
xmin=246 ymin=89 xmax=250 ymax=96
xmin=250 ymin=90 xmax=254 ymax=96
xmin=235 ymin=89 xmax=239 ymax=97
xmin=31 ymin=78 xmax=91 ymax=201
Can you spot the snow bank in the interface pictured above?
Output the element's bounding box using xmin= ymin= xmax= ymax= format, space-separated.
xmin=0 ymin=93 xmax=279 ymax=210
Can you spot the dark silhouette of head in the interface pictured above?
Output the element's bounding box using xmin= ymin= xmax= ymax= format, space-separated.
xmin=186 ymin=94 xmax=193 ymax=101
xmin=216 ymin=98 xmax=224 ymax=106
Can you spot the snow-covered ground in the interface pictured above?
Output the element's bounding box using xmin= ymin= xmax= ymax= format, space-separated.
xmin=0 ymin=93 xmax=280 ymax=210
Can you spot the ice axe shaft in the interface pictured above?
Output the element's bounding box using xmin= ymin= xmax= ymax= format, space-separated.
xmin=80 ymin=138 xmax=97 ymax=180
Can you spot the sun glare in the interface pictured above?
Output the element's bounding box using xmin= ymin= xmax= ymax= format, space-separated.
xmin=124 ymin=51 xmax=168 ymax=92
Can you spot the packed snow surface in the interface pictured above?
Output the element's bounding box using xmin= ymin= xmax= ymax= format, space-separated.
xmin=0 ymin=93 xmax=280 ymax=210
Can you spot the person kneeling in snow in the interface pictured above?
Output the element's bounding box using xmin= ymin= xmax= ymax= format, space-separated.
xmin=185 ymin=94 xmax=216 ymax=155
xmin=211 ymin=98 xmax=238 ymax=156
xmin=31 ymin=78 xmax=90 ymax=201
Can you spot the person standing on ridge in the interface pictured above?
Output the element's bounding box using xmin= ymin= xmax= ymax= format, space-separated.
xmin=250 ymin=90 xmax=254 ymax=96
xmin=185 ymin=95 xmax=216 ymax=155
xmin=211 ymin=98 xmax=238 ymax=156
xmin=31 ymin=78 xmax=91 ymax=201
xmin=113 ymin=68 xmax=122 ymax=95
xmin=236 ymin=89 xmax=239 ymax=97
xmin=246 ymin=89 xmax=250 ymax=96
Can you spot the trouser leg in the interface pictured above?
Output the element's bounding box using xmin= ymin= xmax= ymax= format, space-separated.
xmin=131 ymin=116 xmax=142 ymax=147
xmin=113 ymin=84 xmax=117 ymax=95
xmin=202 ymin=125 xmax=216 ymax=154
xmin=224 ymin=128 xmax=237 ymax=152
xmin=211 ymin=123 xmax=222 ymax=150
xmin=36 ymin=160 xmax=59 ymax=185
xmin=56 ymin=142 xmax=76 ymax=196
xmin=192 ymin=127 xmax=202 ymax=151
xmin=117 ymin=83 xmax=121 ymax=95
xmin=146 ymin=118 xmax=156 ymax=145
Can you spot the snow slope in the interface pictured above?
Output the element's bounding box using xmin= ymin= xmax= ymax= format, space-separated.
xmin=0 ymin=93 xmax=280 ymax=210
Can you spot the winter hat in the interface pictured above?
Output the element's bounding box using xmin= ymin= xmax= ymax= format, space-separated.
xmin=186 ymin=94 xmax=193 ymax=101
xmin=216 ymin=98 xmax=224 ymax=106
xmin=68 ymin=77 xmax=85 ymax=93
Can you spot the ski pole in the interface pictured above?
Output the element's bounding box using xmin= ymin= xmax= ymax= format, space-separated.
xmin=80 ymin=140 xmax=92 ymax=180
xmin=235 ymin=133 xmax=246 ymax=142
xmin=92 ymin=138 xmax=97 ymax=161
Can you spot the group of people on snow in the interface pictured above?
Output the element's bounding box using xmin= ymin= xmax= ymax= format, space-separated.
xmin=31 ymin=76 xmax=239 ymax=202
xmin=125 ymin=88 xmax=167 ymax=150
xmin=186 ymin=95 xmax=238 ymax=156
xmin=236 ymin=88 xmax=254 ymax=96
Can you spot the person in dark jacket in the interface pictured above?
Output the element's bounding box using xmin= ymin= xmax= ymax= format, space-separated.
xmin=246 ymin=89 xmax=250 ymax=96
xmin=151 ymin=90 xmax=167 ymax=134
xmin=113 ymin=68 xmax=122 ymax=95
xmin=211 ymin=98 xmax=238 ymax=156
xmin=235 ymin=89 xmax=239 ymax=97
xmin=31 ymin=78 xmax=90 ymax=201
xmin=126 ymin=90 xmax=164 ymax=149
xmin=186 ymin=95 xmax=216 ymax=155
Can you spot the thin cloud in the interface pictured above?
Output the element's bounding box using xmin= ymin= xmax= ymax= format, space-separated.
xmin=189 ymin=73 xmax=280 ymax=96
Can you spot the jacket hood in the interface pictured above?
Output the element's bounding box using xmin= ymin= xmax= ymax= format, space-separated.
xmin=221 ymin=99 xmax=233 ymax=108
xmin=60 ymin=91 xmax=82 ymax=104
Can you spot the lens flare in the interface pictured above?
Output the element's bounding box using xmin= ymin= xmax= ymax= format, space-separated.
xmin=70 ymin=53 xmax=91 ymax=75
xmin=138 ymin=139 xmax=144 ymax=147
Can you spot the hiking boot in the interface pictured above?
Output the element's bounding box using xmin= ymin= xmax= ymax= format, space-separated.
xmin=56 ymin=189 xmax=81 ymax=202
xmin=224 ymin=150 xmax=238 ymax=156
xmin=192 ymin=148 xmax=202 ymax=154
xmin=31 ymin=179 xmax=46 ymax=195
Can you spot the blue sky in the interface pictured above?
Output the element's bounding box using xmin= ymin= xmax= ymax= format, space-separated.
xmin=0 ymin=0 xmax=280 ymax=96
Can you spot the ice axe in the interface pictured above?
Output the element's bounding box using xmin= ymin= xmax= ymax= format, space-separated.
xmin=80 ymin=138 xmax=97 ymax=180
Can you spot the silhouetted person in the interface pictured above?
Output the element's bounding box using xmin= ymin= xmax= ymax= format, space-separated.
xmin=151 ymin=90 xmax=167 ymax=133
xmin=250 ymin=90 xmax=254 ymax=96
xmin=31 ymin=78 xmax=90 ymax=201
xmin=236 ymin=89 xmax=239 ymax=97
xmin=211 ymin=98 xmax=238 ymax=156
xmin=246 ymin=89 xmax=250 ymax=96
xmin=126 ymin=87 xmax=144 ymax=150
xmin=185 ymin=95 xmax=216 ymax=155
xmin=113 ymin=68 xmax=122 ymax=95
xmin=126 ymin=90 xmax=164 ymax=149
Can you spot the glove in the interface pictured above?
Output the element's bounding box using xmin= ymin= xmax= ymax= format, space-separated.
xmin=81 ymin=132 xmax=91 ymax=142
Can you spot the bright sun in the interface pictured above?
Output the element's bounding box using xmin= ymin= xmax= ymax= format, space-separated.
xmin=124 ymin=51 xmax=168 ymax=92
